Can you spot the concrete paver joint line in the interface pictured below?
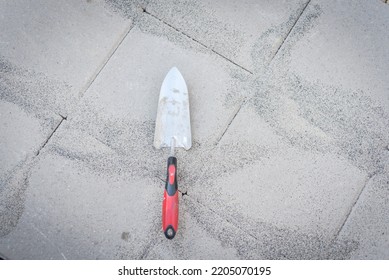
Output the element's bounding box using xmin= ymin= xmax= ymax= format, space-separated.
xmin=135 ymin=0 xmax=148 ymax=10
xmin=142 ymin=9 xmax=253 ymax=75
xmin=215 ymin=98 xmax=247 ymax=145
xmin=78 ymin=22 xmax=134 ymax=97
xmin=35 ymin=115 xmax=67 ymax=156
xmin=333 ymin=171 xmax=379 ymax=241
xmin=271 ymin=0 xmax=312 ymax=62
xmin=209 ymin=49 xmax=253 ymax=75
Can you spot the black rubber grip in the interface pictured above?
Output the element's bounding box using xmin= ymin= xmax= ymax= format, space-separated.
xmin=165 ymin=156 xmax=178 ymax=196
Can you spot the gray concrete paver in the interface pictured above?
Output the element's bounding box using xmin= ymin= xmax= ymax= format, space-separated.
xmin=214 ymin=107 xmax=367 ymax=238
xmin=285 ymin=0 xmax=389 ymax=112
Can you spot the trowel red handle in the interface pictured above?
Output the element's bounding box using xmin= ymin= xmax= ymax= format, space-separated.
xmin=162 ymin=156 xmax=178 ymax=239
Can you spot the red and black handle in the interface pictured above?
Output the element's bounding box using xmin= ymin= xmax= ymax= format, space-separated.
xmin=162 ymin=156 xmax=179 ymax=239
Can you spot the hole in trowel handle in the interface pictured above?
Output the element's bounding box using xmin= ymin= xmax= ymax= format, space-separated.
xmin=164 ymin=225 xmax=176 ymax=240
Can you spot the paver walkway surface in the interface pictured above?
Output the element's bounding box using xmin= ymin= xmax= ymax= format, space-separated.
xmin=1 ymin=0 xmax=388 ymax=259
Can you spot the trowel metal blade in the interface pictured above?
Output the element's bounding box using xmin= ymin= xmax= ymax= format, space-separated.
xmin=154 ymin=67 xmax=192 ymax=150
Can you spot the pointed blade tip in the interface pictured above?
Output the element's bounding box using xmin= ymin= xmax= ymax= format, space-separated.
xmin=163 ymin=67 xmax=187 ymax=89
xmin=168 ymin=66 xmax=183 ymax=77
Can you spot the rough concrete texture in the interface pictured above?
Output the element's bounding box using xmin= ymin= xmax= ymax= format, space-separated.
xmin=0 ymin=0 xmax=136 ymax=115
xmin=146 ymin=0 xmax=311 ymax=73
xmin=336 ymin=173 xmax=389 ymax=259
xmin=1 ymin=0 xmax=389 ymax=259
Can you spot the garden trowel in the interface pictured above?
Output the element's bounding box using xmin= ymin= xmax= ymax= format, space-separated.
xmin=154 ymin=67 xmax=192 ymax=239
